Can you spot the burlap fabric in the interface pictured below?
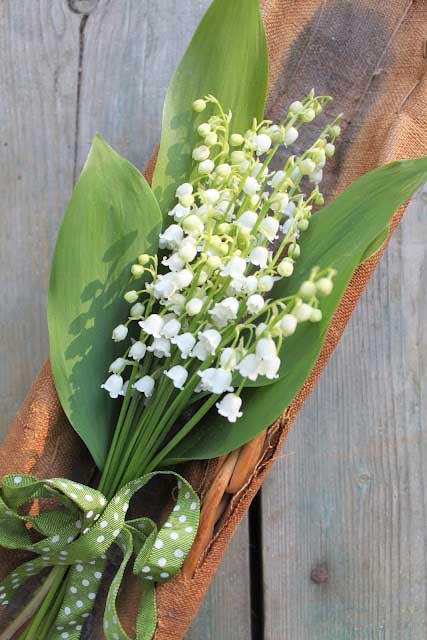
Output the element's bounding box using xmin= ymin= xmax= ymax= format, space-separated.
xmin=1 ymin=1 xmax=427 ymax=637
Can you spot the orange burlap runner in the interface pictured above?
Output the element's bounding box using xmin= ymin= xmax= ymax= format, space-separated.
xmin=1 ymin=1 xmax=427 ymax=638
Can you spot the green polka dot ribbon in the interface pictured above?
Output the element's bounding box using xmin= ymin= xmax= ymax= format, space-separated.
xmin=0 ymin=471 xmax=200 ymax=639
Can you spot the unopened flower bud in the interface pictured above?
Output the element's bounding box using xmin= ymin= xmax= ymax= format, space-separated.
xmin=183 ymin=214 xmax=204 ymax=235
xmin=192 ymin=98 xmax=206 ymax=112
xmin=331 ymin=124 xmax=341 ymax=137
xmin=217 ymin=163 xmax=231 ymax=177
xmin=288 ymin=243 xmax=301 ymax=259
xmin=124 ymin=290 xmax=138 ymax=304
xmin=309 ymin=308 xmax=322 ymax=323
xmin=314 ymin=192 xmax=325 ymax=206
xmin=294 ymin=302 xmax=313 ymax=323
xmin=138 ymin=254 xmax=150 ymax=266
xmin=277 ymin=258 xmax=294 ymax=277
xmin=325 ymin=143 xmax=335 ymax=158
xmin=302 ymin=108 xmax=316 ymax=122
xmin=197 ymin=122 xmax=211 ymax=137
xmin=192 ymin=145 xmax=210 ymax=161
xmin=250 ymin=194 xmax=260 ymax=208
xmin=230 ymin=133 xmax=244 ymax=146
xmin=180 ymin=194 xmax=195 ymax=207
xmin=112 ymin=324 xmax=128 ymax=342
xmin=280 ymin=313 xmax=298 ymax=337
xmin=231 ymin=150 xmax=245 ymax=163
xmin=284 ymin=126 xmax=299 ymax=146
xmin=198 ymin=159 xmax=215 ymax=174
xmin=289 ymin=100 xmax=304 ymax=114
xmin=298 ymin=218 xmax=310 ymax=231
xmin=205 ymin=132 xmax=218 ymax=146
xmin=131 ymin=264 xmax=145 ymax=277
xmin=299 ymin=280 xmax=317 ymax=300
xmin=299 ymin=158 xmax=316 ymax=175
xmin=130 ymin=302 xmax=145 ymax=317
xmin=316 ymin=277 xmax=333 ymax=296
xmin=206 ymin=255 xmax=222 ymax=271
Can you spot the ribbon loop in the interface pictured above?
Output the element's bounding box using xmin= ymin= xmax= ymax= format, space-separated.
xmin=0 ymin=472 xmax=200 ymax=640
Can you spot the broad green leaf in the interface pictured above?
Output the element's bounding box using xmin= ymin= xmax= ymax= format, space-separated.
xmin=164 ymin=158 xmax=427 ymax=463
xmin=48 ymin=135 xmax=162 ymax=469
xmin=152 ymin=0 xmax=268 ymax=215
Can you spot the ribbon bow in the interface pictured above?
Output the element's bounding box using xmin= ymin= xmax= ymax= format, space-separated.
xmin=0 ymin=472 xmax=200 ymax=639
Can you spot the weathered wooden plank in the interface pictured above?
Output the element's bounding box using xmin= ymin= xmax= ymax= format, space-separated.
xmin=262 ymin=190 xmax=427 ymax=639
xmin=0 ymin=0 xmax=81 ymax=432
xmin=186 ymin=515 xmax=252 ymax=640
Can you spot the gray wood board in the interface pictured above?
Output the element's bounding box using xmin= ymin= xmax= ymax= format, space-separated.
xmin=262 ymin=190 xmax=427 ymax=639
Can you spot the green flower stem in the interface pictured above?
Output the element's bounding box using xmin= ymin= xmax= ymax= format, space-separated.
xmin=18 ymin=566 xmax=68 ymax=640
xmin=145 ymin=393 xmax=220 ymax=474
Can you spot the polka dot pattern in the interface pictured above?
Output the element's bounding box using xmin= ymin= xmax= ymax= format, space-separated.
xmin=0 ymin=472 xmax=200 ymax=640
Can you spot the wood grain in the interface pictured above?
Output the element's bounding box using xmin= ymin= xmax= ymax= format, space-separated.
xmin=262 ymin=190 xmax=427 ymax=639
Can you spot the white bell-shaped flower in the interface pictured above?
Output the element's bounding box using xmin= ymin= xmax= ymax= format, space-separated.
xmin=186 ymin=297 xmax=203 ymax=316
xmin=209 ymin=297 xmax=239 ymax=328
xmin=139 ymin=314 xmax=164 ymax=338
xmin=152 ymin=274 xmax=177 ymax=299
xmin=161 ymin=318 xmax=181 ymax=339
xmin=216 ymin=393 xmax=243 ymax=422
xmin=238 ymin=354 xmax=259 ymax=381
xmin=169 ymin=203 xmax=190 ymax=220
xmin=176 ymin=182 xmax=193 ymax=198
xmin=280 ymin=314 xmax=297 ymax=337
xmin=253 ymin=133 xmax=272 ymax=155
xmin=159 ymin=224 xmax=183 ymax=250
xmin=129 ymin=341 xmax=147 ymax=361
xmin=258 ymin=275 xmax=275 ymax=293
xmin=192 ymin=329 xmax=222 ymax=361
xmin=101 ymin=374 xmax=124 ymax=399
xmin=221 ymin=256 xmax=247 ymax=279
xmin=255 ymin=338 xmax=281 ymax=380
xmin=162 ymin=253 xmax=185 ymax=272
xmin=119 ymin=380 xmax=129 ymax=397
xmin=247 ymin=294 xmax=265 ymax=314
xmin=109 ymin=357 xmax=131 ymax=374
xmin=112 ymin=324 xmax=128 ymax=342
xmin=243 ymin=176 xmax=260 ymax=196
xmin=174 ymin=268 xmax=193 ymax=289
xmin=132 ymin=375 xmax=155 ymax=398
xmin=203 ymin=188 xmax=220 ymax=204
xmin=220 ymin=347 xmax=240 ymax=370
xmin=243 ymin=275 xmax=258 ymax=295
xmin=249 ymin=246 xmax=269 ymax=268
xmin=197 ymin=368 xmax=233 ymax=394
xmin=236 ymin=210 xmax=258 ymax=232
xmin=259 ymin=216 xmax=280 ymax=241
xmin=171 ymin=332 xmax=196 ymax=359
xmin=147 ymin=337 xmax=171 ymax=358
xmin=165 ymin=365 xmax=188 ymax=390
xmin=164 ymin=293 xmax=186 ymax=314
xmin=270 ymin=170 xmax=285 ymax=188
xmin=178 ymin=237 xmax=198 ymax=263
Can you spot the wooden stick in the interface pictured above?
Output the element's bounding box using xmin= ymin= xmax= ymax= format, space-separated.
xmin=182 ymin=450 xmax=239 ymax=578
xmin=226 ymin=431 xmax=266 ymax=495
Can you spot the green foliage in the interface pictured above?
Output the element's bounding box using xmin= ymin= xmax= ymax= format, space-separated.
xmin=48 ymin=135 xmax=162 ymax=469
xmin=152 ymin=0 xmax=268 ymax=216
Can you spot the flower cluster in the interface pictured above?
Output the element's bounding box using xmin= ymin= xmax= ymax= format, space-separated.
xmin=102 ymin=92 xmax=339 ymax=422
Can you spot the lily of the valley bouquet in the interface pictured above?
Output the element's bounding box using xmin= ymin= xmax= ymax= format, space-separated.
xmin=1 ymin=1 xmax=426 ymax=638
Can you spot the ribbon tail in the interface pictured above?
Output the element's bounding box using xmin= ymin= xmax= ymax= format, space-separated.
xmin=135 ymin=580 xmax=157 ymax=640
